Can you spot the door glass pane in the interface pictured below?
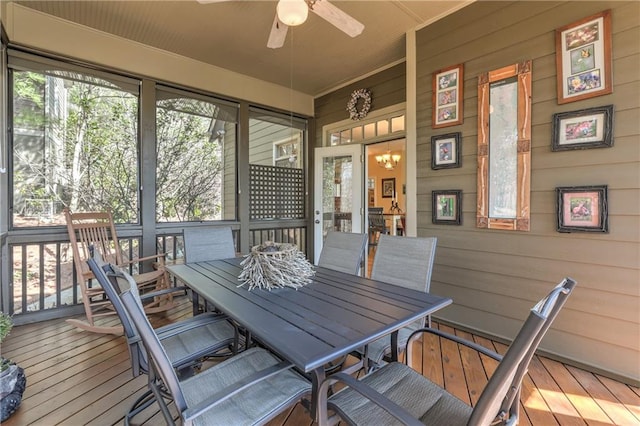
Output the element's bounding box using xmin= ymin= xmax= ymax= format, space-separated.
xmin=322 ymin=155 xmax=353 ymax=239
xmin=391 ymin=115 xmax=405 ymax=132
xmin=340 ymin=129 xmax=351 ymax=144
xmin=351 ymin=126 xmax=363 ymax=142
xmin=364 ymin=122 xmax=376 ymax=139
xmin=377 ymin=119 xmax=389 ymax=135
xmin=330 ymin=132 xmax=340 ymax=146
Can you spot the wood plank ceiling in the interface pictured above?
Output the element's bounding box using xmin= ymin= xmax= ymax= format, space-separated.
xmin=12 ymin=0 xmax=471 ymax=96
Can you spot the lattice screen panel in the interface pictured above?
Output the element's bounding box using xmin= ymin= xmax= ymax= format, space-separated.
xmin=249 ymin=164 xmax=304 ymax=220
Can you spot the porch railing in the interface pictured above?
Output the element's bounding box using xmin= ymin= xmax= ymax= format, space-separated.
xmin=2 ymin=223 xmax=308 ymax=325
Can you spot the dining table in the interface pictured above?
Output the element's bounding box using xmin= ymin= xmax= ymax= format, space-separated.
xmin=166 ymin=256 xmax=452 ymax=421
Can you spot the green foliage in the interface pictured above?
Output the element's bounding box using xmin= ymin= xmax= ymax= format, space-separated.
xmin=156 ymin=101 xmax=224 ymax=221
xmin=13 ymin=72 xmax=140 ymax=222
xmin=12 ymin=69 xmax=226 ymax=225
xmin=12 ymin=71 xmax=47 ymax=130
xmin=0 ymin=311 xmax=13 ymax=343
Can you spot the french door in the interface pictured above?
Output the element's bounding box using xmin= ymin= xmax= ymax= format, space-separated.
xmin=313 ymin=145 xmax=362 ymax=263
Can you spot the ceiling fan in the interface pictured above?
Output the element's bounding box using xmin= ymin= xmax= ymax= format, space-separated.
xmin=197 ymin=0 xmax=365 ymax=49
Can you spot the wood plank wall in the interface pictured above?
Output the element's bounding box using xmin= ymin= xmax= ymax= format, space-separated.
xmin=313 ymin=1 xmax=639 ymax=384
xmin=314 ymin=62 xmax=406 ymax=143
xmin=415 ymin=1 xmax=639 ymax=384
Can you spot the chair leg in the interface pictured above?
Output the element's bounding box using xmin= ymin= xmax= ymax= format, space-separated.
xmin=149 ymin=379 xmax=176 ymax=426
xmin=125 ymin=389 xmax=159 ymax=426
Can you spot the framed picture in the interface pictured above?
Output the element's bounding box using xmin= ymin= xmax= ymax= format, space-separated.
xmin=555 ymin=10 xmax=612 ymax=104
xmin=556 ymin=185 xmax=608 ymax=233
xmin=432 ymin=190 xmax=462 ymax=225
xmin=552 ymin=105 xmax=614 ymax=151
xmin=381 ymin=178 xmax=396 ymax=198
xmin=432 ymin=64 xmax=464 ymax=128
xmin=431 ymin=132 xmax=462 ymax=169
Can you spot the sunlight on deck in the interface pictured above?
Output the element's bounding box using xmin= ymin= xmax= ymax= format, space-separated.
xmin=526 ymin=388 xmax=640 ymax=424
xmin=524 ymin=390 xmax=550 ymax=411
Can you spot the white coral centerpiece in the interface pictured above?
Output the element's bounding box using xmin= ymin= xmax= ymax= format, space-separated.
xmin=238 ymin=241 xmax=315 ymax=291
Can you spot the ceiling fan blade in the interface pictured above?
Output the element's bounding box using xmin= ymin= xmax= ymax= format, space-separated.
xmin=310 ymin=0 xmax=364 ymax=38
xmin=267 ymin=14 xmax=289 ymax=49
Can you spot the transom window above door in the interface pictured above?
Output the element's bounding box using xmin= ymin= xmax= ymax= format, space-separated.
xmin=330 ymin=113 xmax=405 ymax=146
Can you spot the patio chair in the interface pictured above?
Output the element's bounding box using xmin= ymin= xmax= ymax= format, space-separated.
xmin=317 ymin=231 xmax=368 ymax=275
xmin=64 ymin=208 xmax=174 ymax=334
xmin=87 ymin=252 xmax=240 ymax=425
xmin=364 ymin=234 xmax=437 ymax=369
xmin=319 ymin=277 xmax=577 ymax=425
xmin=118 ymin=276 xmax=313 ymax=426
xmin=368 ymin=207 xmax=389 ymax=254
xmin=183 ymin=226 xmax=237 ymax=314
xmin=183 ymin=226 xmax=236 ymax=263
xmin=317 ymin=231 xmax=368 ymax=373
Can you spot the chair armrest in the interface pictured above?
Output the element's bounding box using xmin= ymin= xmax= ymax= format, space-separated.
xmin=182 ymin=360 xmax=295 ymax=422
xmin=120 ymin=253 xmax=167 ymax=267
xmin=318 ymin=372 xmax=423 ymax=426
xmin=138 ymin=285 xmax=189 ymax=302
xmin=406 ymin=327 xmax=502 ymax=367
xmin=155 ymin=312 xmax=231 ymax=337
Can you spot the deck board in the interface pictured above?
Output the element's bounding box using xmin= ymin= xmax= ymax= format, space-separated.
xmin=540 ymin=357 xmax=613 ymax=425
xmin=454 ymin=328 xmax=489 ymax=406
xmin=439 ymin=323 xmax=472 ymax=405
xmin=528 ymin=353 xmax=587 ymax=425
xmin=2 ymin=295 xmax=638 ymax=426
xmin=595 ymin=375 xmax=640 ymax=422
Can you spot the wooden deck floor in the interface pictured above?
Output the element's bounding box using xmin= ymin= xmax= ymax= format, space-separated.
xmin=2 ymin=295 xmax=639 ymax=426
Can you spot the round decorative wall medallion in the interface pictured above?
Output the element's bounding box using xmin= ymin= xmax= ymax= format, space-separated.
xmin=347 ymin=88 xmax=372 ymax=121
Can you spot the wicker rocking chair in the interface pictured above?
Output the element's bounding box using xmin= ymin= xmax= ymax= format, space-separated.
xmin=64 ymin=208 xmax=174 ymax=334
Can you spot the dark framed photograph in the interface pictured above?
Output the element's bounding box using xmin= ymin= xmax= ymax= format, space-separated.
xmin=432 ymin=64 xmax=464 ymax=128
xmin=552 ymin=105 xmax=613 ymax=151
xmin=432 ymin=190 xmax=462 ymax=225
xmin=555 ymin=10 xmax=612 ymax=104
xmin=556 ymin=185 xmax=608 ymax=233
xmin=382 ymin=178 xmax=396 ymax=198
xmin=431 ymin=132 xmax=461 ymax=169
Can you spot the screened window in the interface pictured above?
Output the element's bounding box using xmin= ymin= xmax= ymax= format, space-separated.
xmin=248 ymin=108 xmax=306 ymax=220
xmin=9 ymin=51 xmax=140 ymax=227
xmin=155 ymin=86 xmax=238 ymax=222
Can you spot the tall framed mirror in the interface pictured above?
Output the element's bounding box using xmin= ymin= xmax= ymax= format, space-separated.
xmin=477 ymin=60 xmax=531 ymax=231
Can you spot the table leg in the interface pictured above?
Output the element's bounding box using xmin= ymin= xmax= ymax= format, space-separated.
xmin=310 ymin=367 xmax=326 ymax=423
xmin=390 ymin=331 xmax=399 ymax=362
xmin=191 ymin=291 xmax=200 ymax=316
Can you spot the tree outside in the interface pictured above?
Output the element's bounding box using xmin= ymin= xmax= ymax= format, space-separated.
xmin=10 ymin=69 xmax=230 ymax=313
